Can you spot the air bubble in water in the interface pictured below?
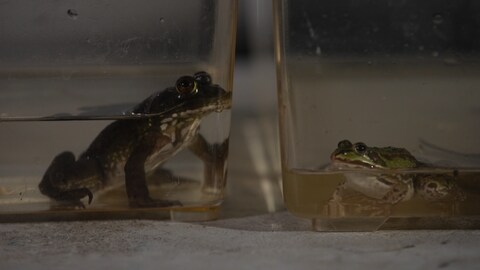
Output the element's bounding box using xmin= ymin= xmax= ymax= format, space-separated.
xmin=432 ymin=14 xmax=443 ymax=25
xmin=67 ymin=9 xmax=78 ymax=20
xmin=443 ymin=58 xmax=459 ymax=65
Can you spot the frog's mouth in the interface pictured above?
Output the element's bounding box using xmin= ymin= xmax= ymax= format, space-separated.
xmin=179 ymin=90 xmax=232 ymax=117
xmin=151 ymin=92 xmax=231 ymax=126
xmin=330 ymin=152 xmax=379 ymax=169
xmin=330 ymin=159 xmax=373 ymax=169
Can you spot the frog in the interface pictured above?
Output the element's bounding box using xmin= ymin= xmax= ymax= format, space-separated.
xmin=329 ymin=139 xmax=462 ymax=204
xmin=38 ymin=71 xmax=231 ymax=208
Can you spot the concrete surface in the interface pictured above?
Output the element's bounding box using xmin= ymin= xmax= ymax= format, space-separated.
xmin=2 ymin=213 xmax=480 ymax=270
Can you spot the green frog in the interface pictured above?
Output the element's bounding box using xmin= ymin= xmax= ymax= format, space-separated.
xmin=39 ymin=71 xmax=231 ymax=208
xmin=329 ymin=140 xmax=462 ymax=204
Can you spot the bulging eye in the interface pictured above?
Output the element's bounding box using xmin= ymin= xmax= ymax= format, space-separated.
xmin=338 ymin=140 xmax=352 ymax=148
xmin=175 ymin=76 xmax=197 ymax=95
xmin=354 ymin=142 xmax=367 ymax=154
xmin=194 ymin=71 xmax=212 ymax=85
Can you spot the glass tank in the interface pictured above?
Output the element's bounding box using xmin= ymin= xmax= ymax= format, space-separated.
xmin=0 ymin=0 xmax=237 ymax=222
xmin=274 ymin=0 xmax=480 ymax=231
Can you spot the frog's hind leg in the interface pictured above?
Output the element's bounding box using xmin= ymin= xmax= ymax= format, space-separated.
xmin=39 ymin=151 xmax=93 ymax=208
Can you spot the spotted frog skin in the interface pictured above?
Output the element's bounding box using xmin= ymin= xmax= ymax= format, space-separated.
xmin=39 ymin=72 xmax=231 ymax=208
xmin=330 ymin=140 xmax=462 ymax=204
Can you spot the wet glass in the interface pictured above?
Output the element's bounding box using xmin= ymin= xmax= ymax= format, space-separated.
xmin=274 ymin=0 xmax=480 ymax=231
xmin=0 ymin=0 xmax=237 ymax=222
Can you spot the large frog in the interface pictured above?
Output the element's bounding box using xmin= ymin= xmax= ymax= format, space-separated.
xmin=329 ymin=140 xmax=462 ymax=204
xmin=39 ymin=71 xmax=231 ymax=208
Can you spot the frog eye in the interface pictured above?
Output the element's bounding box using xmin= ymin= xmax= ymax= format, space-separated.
xmin=338 ymin=140 xmax=352 ymax=149
xmin=194 ymin=71 xmax=212 ymax=85
xmin=354 ymin=142 xmax=367 ymax=154
xmin=175 ymin=76 xmax=197 ymax=95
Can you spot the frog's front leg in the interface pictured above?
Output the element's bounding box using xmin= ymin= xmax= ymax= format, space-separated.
xmin=381 ymin=175 xmax=415 ymax=204
xmin=188 ymin=134 xmax=229 ymax=192
xmin=125 ymin=133 xmax=182 ymax=208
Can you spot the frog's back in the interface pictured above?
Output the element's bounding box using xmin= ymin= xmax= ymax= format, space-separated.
xmin=79 ymin=119 xmax=150 ymax=179
xmin=372 ymin=146 xmax=421 ymax=169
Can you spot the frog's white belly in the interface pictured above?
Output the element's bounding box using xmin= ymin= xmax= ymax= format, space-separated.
xmin=343 ymin=172 xmax=415 ymax=203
